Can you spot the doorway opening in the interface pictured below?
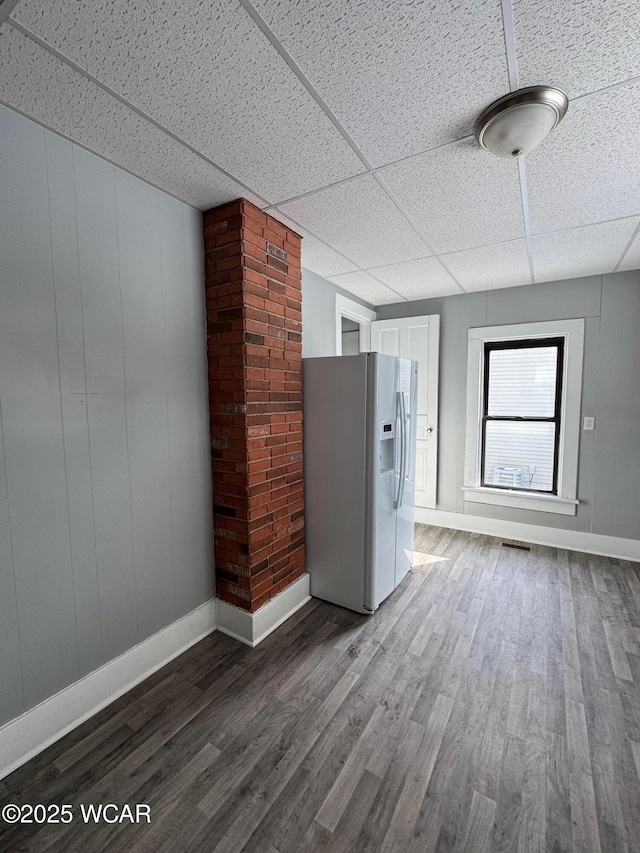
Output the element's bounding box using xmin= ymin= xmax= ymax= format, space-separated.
xmin=341 ymin=316 xmax=360 ymax=355
xmin=334 ymin=293 xmax=376 ymax=355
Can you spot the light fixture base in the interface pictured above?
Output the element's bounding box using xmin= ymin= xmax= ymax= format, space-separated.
xmin=474 ymin=86 xmax=568 ymax=158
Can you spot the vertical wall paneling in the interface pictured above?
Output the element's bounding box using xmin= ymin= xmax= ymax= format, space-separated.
xmin=301 ymin=268 xmax=334 ymax=357
xmin=116 ymin=170 xmax=175 ymax=639
xmin=44 ymin=129 xmax=103 ymax=676
xmin=626 ymin=277 xmax=640 ymax=539
xmin=595 ymin=273 xmax=640 ymax=539
xmin=576 ymin=315 xmax=600 ymax=535
xmin=74 ymin=146 xmax=139 ymax=660
xmin=0 ymin=103 xmax=214 ymax=727
xmin=0 ymin=105 xmax=79 ymax=711
xmin=485 ymin=275 xmax=602 ymax=325
xmin=591 ymin=277 xmax=623 ymax=536
xmin=159 ymin=192 xmax=190 ymax=618
xmin=0 ymin=109 xmax=26 ymax=726
xmin=301 ymin=270 xmax=324 ymax=357
xmin=0 ymin=405 xmax=24 ymax=725
xmin=616 ymin=276 xmax=640 ymax=538
xmin=184 ymin=204 xmax=214 ymax=612
xmin=625 ymin=274 xmax=640 ymax=538
xmin=160 ymin=196 xmax=213 ymax=615
xmin=375 ymin=274 xmax=640 ymax=540
xmin=443 ymin=294 xmax=486 ymax=513
xmin=323 ymin=275 xmax=336 ymax=351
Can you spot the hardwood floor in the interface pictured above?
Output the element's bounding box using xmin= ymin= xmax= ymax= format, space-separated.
xmin=2 ymin=524 xmax=640 ymax=852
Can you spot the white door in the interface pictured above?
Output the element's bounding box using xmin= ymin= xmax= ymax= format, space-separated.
xmin=371 ymin=316 xmax=440 ymax=509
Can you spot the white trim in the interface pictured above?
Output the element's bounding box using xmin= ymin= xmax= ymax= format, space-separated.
xmin=414 ymin=508 xmax=640 ymax=562
xmin=335 ymin=293 xmax=376 ymax=354
xmin=371 ymin=314 xmax=440 ymax=510
xmin=0 ymin=599 xmax=217 ymax=781
xmin=500 ymin=0 xmax=520 ymax=91
xmin=217 ymin=574 xmax=311 ymax=647
xmin=464 ymin=319 xmax=585 ymax=513
xmin=463 ymin=487 xmax=578 ymax=515
xmin=467 ymin=318 xmax=586 ymax=342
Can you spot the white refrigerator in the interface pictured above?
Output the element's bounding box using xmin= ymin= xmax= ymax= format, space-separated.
xmin=303 ymin=352 xmax=418 ymax=614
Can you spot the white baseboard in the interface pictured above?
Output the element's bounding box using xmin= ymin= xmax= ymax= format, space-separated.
xmin=217 ymin=574 xmax=311 ymax=647
xmin=0 ymin=599 xmax=217 ymax=782
xmin=0 ymin=577 xmax=313 ymax=781
xmin=415 ymin=508 xmax=640 ymax=562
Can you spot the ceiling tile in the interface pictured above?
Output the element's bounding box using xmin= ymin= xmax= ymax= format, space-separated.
xmin=379 ymin=140 xmax=525 ymax=254
xmin=442 ymin=240 xmax=531 ymax=291
xmin=250 ymin=0 xmax=509 ymax=166
xmin=302 ymin=231 xmax=358 ymax=278
xmin=328 ymin=271 xmax=403 ymax=306
xmin=278 ymin=175 xmax=430 ymax=269
xmin=299 ymin=233 xmax=360 ymax=278
xmin=10 ymin=0 xmax=365 ymax=201
xmin=0 ymin=27 xmax=259 ymax=209
xmin=526 ymin=84 xmax=640 ymax=235
xmin=269 ymin=210 xmax=359 ymax=277
xmin=366 ymin=257 xmax=460 ymax=300
xmin=531 ymin=218 xmax=639 ymax=283
xmin=619 ymin=226 xmax=640 ymax=272
xmin=514 ymin=0 xmax=640 ymax=99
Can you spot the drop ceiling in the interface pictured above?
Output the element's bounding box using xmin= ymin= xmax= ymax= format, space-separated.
xmin=1 ymin=0 xmax=639 ymax=306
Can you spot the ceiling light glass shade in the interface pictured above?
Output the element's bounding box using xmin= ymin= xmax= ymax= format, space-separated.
xmin=474 ymin=86 xmax=568 ymax=158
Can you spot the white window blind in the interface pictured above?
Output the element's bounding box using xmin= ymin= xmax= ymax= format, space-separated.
xmin=483 ymin=344 xmax=560 ymax=493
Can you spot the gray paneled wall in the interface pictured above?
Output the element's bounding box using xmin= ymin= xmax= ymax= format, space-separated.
xmin=593 ymin=273 xmax=640 ymax=539
xmin=377 ymin=273 xmax=640 ymax=540
xmin=0 ymin=104 xmax=213 ymax=727
xmin=302 ymin=268 xmax=374 ymax=357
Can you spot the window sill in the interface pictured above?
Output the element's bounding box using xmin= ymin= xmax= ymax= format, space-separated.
xmin=463 ymin=487 xmax=578 ymax=516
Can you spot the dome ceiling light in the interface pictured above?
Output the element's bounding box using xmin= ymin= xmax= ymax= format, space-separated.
xmin=474 ymin=86 xmax=569 ymax=158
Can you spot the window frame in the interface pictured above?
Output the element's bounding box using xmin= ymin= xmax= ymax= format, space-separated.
xmin=464 ymin=319 xmax=585 ymax=516
xmin=481 ymin=337 xmax=564 ymax=494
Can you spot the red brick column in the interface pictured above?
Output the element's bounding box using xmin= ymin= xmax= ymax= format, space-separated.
xmin=204 ymin=198 xmax=305 ymax=612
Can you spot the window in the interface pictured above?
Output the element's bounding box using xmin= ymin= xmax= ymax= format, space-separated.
xmin=464 ymin=319 xmax=585 ymax=515
xmin=482 ymin=338 xmax=563 ymax=493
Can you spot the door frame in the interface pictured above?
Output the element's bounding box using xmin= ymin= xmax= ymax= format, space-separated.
xmin=371 ymin=315 xmax=440 ymax=509
xmin=335 ymin=294 xmax=377 ymax=355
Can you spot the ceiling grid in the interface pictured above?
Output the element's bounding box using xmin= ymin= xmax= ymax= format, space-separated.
xmin=500 ymin=0 xmax=537 ymax=284
xmin=614 ymin=219 xmax=640 ymax=272
xmin=5 ymin=16 xmax=272 ymax=207
xmin=0 ymin=0 xmax=638 ymax=304
xmin=237 ymin=0 xmax=467 ymax=296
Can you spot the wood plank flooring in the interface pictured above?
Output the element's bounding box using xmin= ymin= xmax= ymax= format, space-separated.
xmin=2 ymin=524 xmax=640 ymax=852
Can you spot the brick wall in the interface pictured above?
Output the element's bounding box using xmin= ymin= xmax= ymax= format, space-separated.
xmin=204 ymin=198 xmax=305 ymax=612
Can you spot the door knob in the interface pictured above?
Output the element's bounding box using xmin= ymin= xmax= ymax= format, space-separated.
xmin=426 ymin=427 xmax=434 ymax=434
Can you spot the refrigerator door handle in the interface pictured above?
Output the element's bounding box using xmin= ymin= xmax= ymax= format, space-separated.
xmin=394 ymin=391 xmax=404 ymax=509
xmin=398 ymin=392 xmax=407 ymax=507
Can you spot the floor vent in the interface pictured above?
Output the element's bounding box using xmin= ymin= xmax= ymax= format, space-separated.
xmin=501 ymin=542 xmax=531 ymax=551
